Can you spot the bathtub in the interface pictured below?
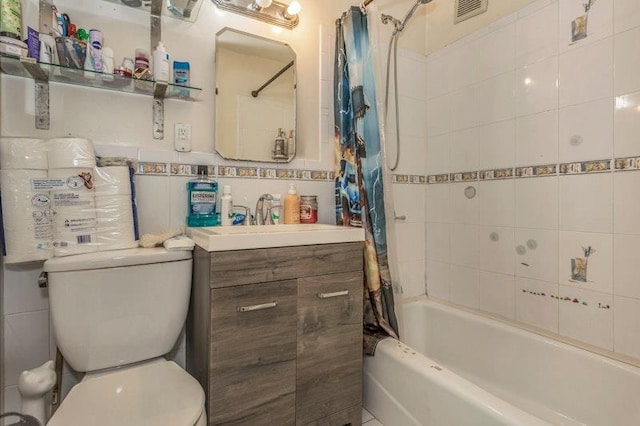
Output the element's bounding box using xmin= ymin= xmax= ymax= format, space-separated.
xmin=364 ymin=297 xmax=640 ymax=425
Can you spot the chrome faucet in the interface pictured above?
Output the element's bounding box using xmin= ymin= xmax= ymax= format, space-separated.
xmin=253 ymin=194 xmax=274 ymax=225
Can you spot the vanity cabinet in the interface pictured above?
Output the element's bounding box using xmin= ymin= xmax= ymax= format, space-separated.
xmin=187 ymin=242 xmax=364 ymax=426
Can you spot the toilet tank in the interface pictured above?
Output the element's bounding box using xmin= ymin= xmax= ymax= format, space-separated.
xmin=43 ymin=248 xmax=193 ymax=373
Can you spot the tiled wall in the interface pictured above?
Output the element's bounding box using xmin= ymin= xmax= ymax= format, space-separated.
xmin=422 ymin=0 xmax=640 ymax=361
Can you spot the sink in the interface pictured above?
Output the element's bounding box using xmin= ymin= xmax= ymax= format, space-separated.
xmin=187 ymin=223 xmax=365 ymax=252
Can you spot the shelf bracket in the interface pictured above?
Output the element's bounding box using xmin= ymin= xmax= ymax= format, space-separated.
xmin=151 ymin=0 xmax=163 ymax=139
xmin=21 ymin=57 xmax=50 ymax=129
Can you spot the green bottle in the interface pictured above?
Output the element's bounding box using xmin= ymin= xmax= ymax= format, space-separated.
xmin=187 ymin=165 xmax=218 ymax=227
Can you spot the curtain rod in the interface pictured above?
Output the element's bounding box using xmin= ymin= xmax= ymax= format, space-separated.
xmin=361 ymin=0 xmax=374 ymax=8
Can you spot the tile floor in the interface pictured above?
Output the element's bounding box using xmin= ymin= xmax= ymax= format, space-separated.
xmin=362 ymin=408 xmax=383 ymax=425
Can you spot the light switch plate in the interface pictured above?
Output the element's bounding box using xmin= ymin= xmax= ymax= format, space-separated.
xmin=174 ymin=122 xmax=192 ymax=152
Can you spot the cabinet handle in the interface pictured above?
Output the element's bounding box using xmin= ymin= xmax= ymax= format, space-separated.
xmin=236 ymin=301 xmax=278 ymax=312
xmin=317 ymin=290 xmax=349 ymax=299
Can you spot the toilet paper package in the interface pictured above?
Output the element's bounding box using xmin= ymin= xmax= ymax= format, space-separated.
xmin=51 ymin=199 xmax=98 ymax=257
xmin=95 ymin=194 xmax=137 ymax=251
xmin=0 ymin=169 xmax=54 ymax=263
xmin=94 ymin=166 xmax=132 ymax=196
xmin=46 ymin=138 xmax=96 ymax=169
xmin=48 ymin=168 xmax=96 ymax=196
xmin=0 ymin=137 xmax=48 ymax=170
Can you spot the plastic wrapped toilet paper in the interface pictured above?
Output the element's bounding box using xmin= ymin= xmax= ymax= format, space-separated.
xmin=46 ymin=138 xmax=96 ymax=169
xmin=0 ymin=137 xmax=48 ymax=170
xmin=0 ymin=169 xmax=54 ymax=263
xmin=48 ymin=168 xmax=96 ymax=195
xmin=94 ymin=166 xmax=132 ymax=196
xmin=95 ymin=195 xmax=136 ymax=251
xmin=51 ymin=201 xmax=98 ymax=257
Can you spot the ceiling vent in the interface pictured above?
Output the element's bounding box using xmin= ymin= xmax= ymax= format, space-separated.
xmin=454 ymin=0 xmax=488 ymax=23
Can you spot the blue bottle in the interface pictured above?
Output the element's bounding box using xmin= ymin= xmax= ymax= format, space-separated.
xmin=187 ymin=165 xmax=218 ymax=227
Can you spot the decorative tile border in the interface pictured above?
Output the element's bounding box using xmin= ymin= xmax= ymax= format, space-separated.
xmin=479 ymin=168 xmax=514 ymax=180
xmin=515 ymin=164 xmax=557 ymax=178
xmin=451 ymin=171 xmax=478 ymax=182
xmin=427 ymin=173 xmax=449 ymax=184
xmin=615 ymin=156 xmax=640 ymax=171
xmin=559 ymin=159 xmax=611 ymax=175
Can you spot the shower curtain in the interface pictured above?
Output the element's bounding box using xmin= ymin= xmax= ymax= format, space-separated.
xmin=334 ymin=6 xmax=399 ymax=355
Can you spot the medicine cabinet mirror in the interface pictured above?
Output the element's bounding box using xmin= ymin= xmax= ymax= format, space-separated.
xmin=215 ymin=28 xmax=296 ymax=163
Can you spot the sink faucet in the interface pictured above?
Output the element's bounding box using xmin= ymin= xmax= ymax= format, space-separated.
xmin=254 ymin=194 xmax=274 ymax=225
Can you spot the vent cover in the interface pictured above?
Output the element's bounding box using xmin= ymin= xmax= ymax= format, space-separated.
xmin=454 ymin=0 xmax=488 ymax=23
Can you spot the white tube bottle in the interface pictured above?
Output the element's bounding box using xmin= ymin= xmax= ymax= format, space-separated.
xmin=220 ymin=185 xmax=233 ymax=226
xmin=152 ymin=41 xmax=170 ymax=82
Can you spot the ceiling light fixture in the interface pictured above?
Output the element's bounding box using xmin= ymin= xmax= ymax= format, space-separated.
xmin=212 ymin=0 xmax=301 ymax=29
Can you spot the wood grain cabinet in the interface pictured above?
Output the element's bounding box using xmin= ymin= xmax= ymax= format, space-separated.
xmin=187 ymin=242 xmax=364 ymax=426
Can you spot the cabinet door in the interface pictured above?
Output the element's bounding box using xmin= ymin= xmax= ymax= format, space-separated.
xmin=296 ymin=272 xmax=363 ymax=425
xmin=210 ymin=280 xmax=297 ymax=425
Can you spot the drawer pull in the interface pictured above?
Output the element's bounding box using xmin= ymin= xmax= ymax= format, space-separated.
xmin=317 ymin=290 xmax=349 ymax=299
xmin=236 ymin=301 xmax=278 ymax=312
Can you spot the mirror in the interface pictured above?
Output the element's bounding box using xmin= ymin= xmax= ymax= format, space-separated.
xmin=215 ymin=28 xmax=296 ymax=163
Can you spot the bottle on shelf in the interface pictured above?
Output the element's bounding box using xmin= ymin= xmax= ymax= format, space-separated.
xmin=152 ymin=41 xmax=170 ymax=83
xmin=270 ymin=193 xmax=281 ymax=224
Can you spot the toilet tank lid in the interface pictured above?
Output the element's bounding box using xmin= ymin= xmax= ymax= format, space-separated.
xmin=43 ymin=247 xmax=192 ymax=272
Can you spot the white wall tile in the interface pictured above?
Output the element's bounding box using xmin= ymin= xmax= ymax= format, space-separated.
xmin=479 ymin=180 xmax=515 ymax=227
xmin=558 ymin=231 xmax=613 ymax=294
xmin=398 ymin=260 xmax=426 ymax=299
xmin=449 ymin=224 xmax=479 ymax=268
xmin=3 ymin=310 xmax=50 ymax=387
xmin=515 ymin=1 xmax=559 ymax=67
xmin=516 ymin=110 xmax=559 ymax=166
xmin=613 ymin=234 xmax=640 ymax=299
xmin=426 ymin=184 xmax=451 ymax=223
xmin=515 ymin=177 xmax=559 ymax=229
xmin=398 ymin=51 xmax=427 ymax=100
xmin=478 ymin=120 xmax=516 ymax=170
xmin=614 ymin=295 xmax=640 ymax=359
xmin=559 ymin=286 xmax=613 ymax=349
xmin=426 ymin=260 xmax=450 ymax=300
xmin=426 ymin=223 xmax=450 ymax=262
xmin=396 ymin=136 xmax=427 ymax=176
xmin=449 ymin=183 xmax=479 ymax=225
xmin=169 ymin=175 xmax=190 ymax=232
xmin=393 ymin=184 xmax=426 ymax=224
xmin=558 ymin=97 xmax=614 ymax=162
xmin=426 ymin=133 xmax=451 ymax=175
xmin=559 ymin=37 xmax=613 ymax=107
xmin=3 ymin=264 xmax=48 ymax=315
xmin=613 ymin=171 xmax=640 ymax=235
xmin=479 ymin=271 xmax=516 ymax=320
xmin=614 ymin=91 xmax=640 ymax=158
xmin=558 ymin=0 xmax=613 ymax=52
xmin=614 ymin=0 xmax=640 ymax=34
xmin=614 ymin=27 xmax=640 ymax=95
xmin=450 ymin=87 xmax=480 ymax=131
xmin=449 ymin=127 xmax=479 ymax=172
xmin=394 ymin=222 xmax=426 ymax=263
xmin=479 ymin=226 xmax=516 ymax=275
xmin=515 ymin=56 xmax=559 ymax=117
xmin=516 ymin=277 xmax=559 ymax=333
xmin=559 ymin=174 xmax=613 ymax=233
xmin=476 ymin=72 xmax=516 ymax=125
xmin=475 ymin=24 xmax=516 ymax=82
xmin=427 ymin=94 xmax=453 ymax=137
xmin=398 ymin=96 xmax=427 ymax=139
xmin=426 ymin=54 xmax=450 ymax=100
xmin=449 ymin=265 xmax=480 ymax=309
xmin=515 ymin=228 xmax=559 ymax=283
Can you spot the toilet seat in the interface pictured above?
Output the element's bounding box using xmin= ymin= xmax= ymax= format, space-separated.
xmin=47 ymin=359 xmax=204 ymax=426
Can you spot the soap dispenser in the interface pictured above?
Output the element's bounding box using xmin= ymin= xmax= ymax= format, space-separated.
xmin=283 ymin=183 xmax=300 ymax=224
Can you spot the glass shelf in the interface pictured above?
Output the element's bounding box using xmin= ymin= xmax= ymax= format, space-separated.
xmin=0 ymin=53 xmax=202 ymax=101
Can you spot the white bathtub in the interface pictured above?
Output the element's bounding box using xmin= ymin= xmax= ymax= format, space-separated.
xmin=364 ymin=297 xmax=640 ymax=425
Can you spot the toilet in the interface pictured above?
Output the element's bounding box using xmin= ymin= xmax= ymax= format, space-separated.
xmin=43 ymin=247 xmax=206 ymax=426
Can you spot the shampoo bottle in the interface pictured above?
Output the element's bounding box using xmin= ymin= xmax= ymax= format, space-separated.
xmin=270 ymin=193 xmax=281 ymax=224
xmin=152 ymin=41 xmax=170 ymax=82
xmin=220 ymin=185 xmax=233 ymax=226
xmin=187 ymin=165 xmax=218 ymax=227
xmin=283 ymin=183 xmax=300 ymax=224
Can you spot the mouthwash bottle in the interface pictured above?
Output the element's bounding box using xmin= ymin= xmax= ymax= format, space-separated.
xmin=187 ymin=165 xmax=218 ymax=227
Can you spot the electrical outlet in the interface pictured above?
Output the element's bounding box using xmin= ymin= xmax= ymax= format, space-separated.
xmin=174 ymin=123 xmax=192 ymax=152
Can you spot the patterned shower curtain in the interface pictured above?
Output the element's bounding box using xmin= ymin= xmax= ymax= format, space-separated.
xmin=334 ymin=6 xmax=399 ymax=355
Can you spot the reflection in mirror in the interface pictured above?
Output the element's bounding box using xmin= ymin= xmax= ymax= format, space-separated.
xmin=215 ymin=28 xmax=296 ymax=163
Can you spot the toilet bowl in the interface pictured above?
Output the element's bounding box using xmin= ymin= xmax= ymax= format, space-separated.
xmin=43 ymin=247 xmax=206 ymax=426
xmin=48 ymin=359 xmax=205 ymax=426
